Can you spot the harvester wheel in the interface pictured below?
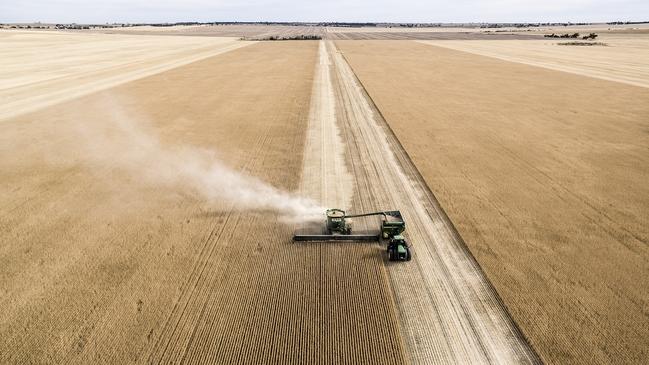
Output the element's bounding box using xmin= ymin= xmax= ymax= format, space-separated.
xmin=388 ymin=247 xmax=397 ymax=261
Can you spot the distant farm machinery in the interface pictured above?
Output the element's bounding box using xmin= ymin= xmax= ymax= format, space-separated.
xmin=293 ymin=208 xmax=412 ymax=262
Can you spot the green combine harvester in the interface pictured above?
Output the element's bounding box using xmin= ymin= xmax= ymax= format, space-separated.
xmin=293 ymin=208 xmax=412 ymax=262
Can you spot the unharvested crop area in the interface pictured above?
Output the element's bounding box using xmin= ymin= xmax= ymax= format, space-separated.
xmin=337 ymin=40 xmax=649 ymax=364
xmin=0 ymin=39 xmax=405 ymax=363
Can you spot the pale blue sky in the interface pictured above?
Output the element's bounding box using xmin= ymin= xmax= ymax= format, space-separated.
xmin=1 ymin=0 xmax=647 ymax=24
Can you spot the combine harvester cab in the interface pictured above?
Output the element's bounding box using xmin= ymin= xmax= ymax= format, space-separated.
xmin=325 ymin=208 xmax=351 ymax=234
xmin=293 ymin=208 xmax=412 ymax=262
xmin=387 ymin=235 xmax=411 ymax=261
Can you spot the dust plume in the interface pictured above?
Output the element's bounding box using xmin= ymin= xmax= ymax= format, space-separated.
xmin=73 ymin=96 xmax=324 ymax=223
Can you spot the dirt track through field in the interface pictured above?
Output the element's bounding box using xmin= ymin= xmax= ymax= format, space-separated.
xmin=299 ymin=41 xmax=353 ymax=210
xmin=309 ymin=40 xmax=540 ymax=363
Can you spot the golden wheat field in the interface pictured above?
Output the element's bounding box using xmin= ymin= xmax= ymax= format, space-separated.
xmin=336 ymin=39 xmax=649 ymax=364
xmin=1 ymin=24 xmax=647 ymax=364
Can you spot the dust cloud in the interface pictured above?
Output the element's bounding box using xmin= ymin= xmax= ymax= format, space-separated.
xmin=72 ymin=96 xmax=324 ymax=223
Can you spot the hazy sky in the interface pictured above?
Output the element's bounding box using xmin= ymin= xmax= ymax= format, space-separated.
xmin=2 ymin=0 xmax=648 ymax=23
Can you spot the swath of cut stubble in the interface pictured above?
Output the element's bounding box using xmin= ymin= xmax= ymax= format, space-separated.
xmin=73 ymin=96 xmax=323 ymax=223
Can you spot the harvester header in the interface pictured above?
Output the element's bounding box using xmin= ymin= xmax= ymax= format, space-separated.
xmin=293 ymin=208 xmax=411 ymax=261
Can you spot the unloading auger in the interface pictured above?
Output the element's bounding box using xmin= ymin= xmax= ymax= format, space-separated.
xmin=293 ymin=208 xmax=412 ymax=262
